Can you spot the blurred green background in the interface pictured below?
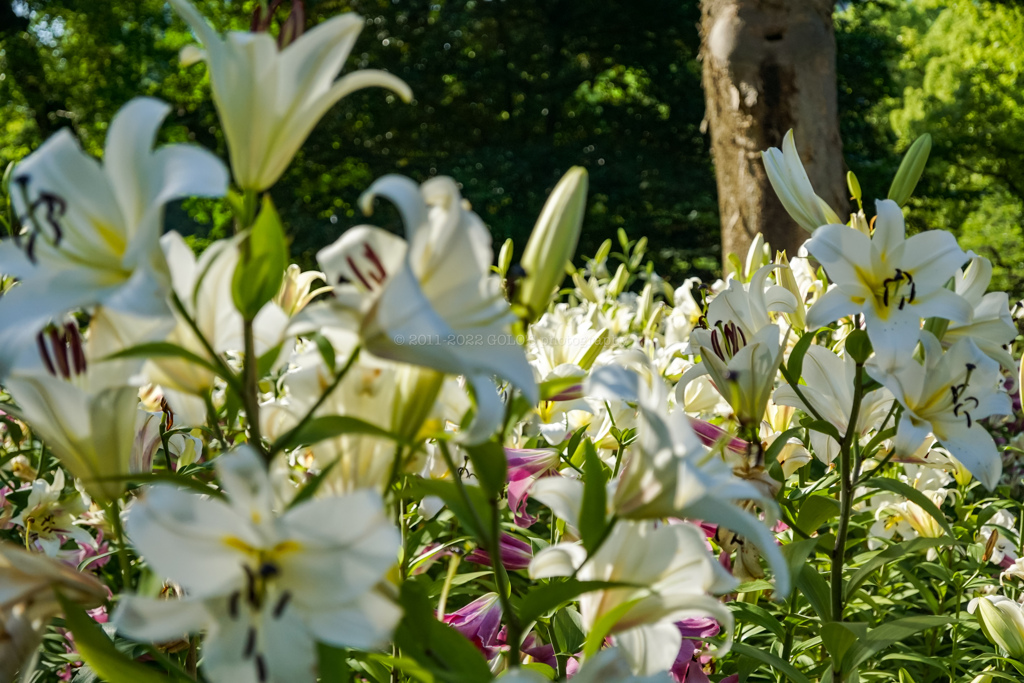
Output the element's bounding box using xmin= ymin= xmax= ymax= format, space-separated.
xmin=2 ymin=0 xmax=1024 ymax=295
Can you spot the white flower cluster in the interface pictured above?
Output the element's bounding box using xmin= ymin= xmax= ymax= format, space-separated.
xmin=0 ymin=3 xmax=1020 ymax=683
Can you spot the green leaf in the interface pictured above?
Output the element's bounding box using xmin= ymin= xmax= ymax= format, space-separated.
xmin=579 ymin=439 xmax=608 ymax=553
xmin=845 ymin=537 xmax=949 ymax=599
xmin=393 ymin=579 xmax=492 ymax=683
xmin=731 ymin=602 xmax=786 ymax=639
xmin=796 ymin=494 xmax=842 ymax=535
xmin=282 ymin=415 xmax=399 ymax=450
xmin=821 ymin=622 xmax=862 ymax=673
xmin=796 ymin=563 xmax=833 ymax=622
xmin=844 ymin=615 xmax=952 ymax=670
xmin=98 ymin=471 xmax=225 ymax=499
xmin=517 ymin=579 xmax=634 ymax=627
xmin=57 ymin=593 xmax=170 ymax=683
xmin=288 ymin=457 xmax=341 ymax=509
xmin=316 ymin=642 xmax=353 ymax=682
xmin=410 ymin=477 xmax=493 ymax=543
xmin=232 ymin=195 xmax=288 ymax=320
xmin=464 ymin=439 xmax=508 ymax=499
xmin=101 ymin=342 xmax=226 ymax=381
xmin=786 ymin=330 xmax=818 ymax=381
xmin=729 ymin=642 xmax=813 ymax=683
xmin=583 ymin=597 xmax=642 ymax=660
xmin=553 ymin=607 xmax=586 ymax=655
xmin=800 ymin=418 xmax=842 ymax=444
xmin=862 ymin=477 xmax=954 ymax=537
xmin=257 ymin=341 xmax=285 ymax=378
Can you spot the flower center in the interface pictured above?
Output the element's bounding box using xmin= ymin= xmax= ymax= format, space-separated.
xmin=341 ymin=241 xmax=388 ymax=291
xmin=13 ymin=175 xmax=67 ymax=264
xmin=709 ymin=321 xmax=746 ymax=362
xmin=879 ymin=268 xmax=916 ymax=311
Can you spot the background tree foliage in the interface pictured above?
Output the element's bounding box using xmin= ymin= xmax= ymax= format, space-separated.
xmin=3 ymin=0 xmax=1024 ymax=294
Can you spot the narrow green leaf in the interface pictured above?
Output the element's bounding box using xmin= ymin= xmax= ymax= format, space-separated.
xmin=796 ymin=563 xmax=833 ymax=622
xmin=288 ymin=457 xmax=341 ymax=509
xmin=579 ymin=439 xmax=608 ymax=553
xmin=730 ymin=642 xmax=813 ymax=683
xmin=283 ymin=415 xmax=399 ymax=450
xmin=101 ymin=342 xmax=225 ymax=380
xmin=731 ymin=602 xmax=786 ymax=639
xmin=845 ymin=615 xmax=952 ymax=670
xmin=517 ymin=579 xmax=635 ymax=627
xmin=464 ymin=439 xmax=508 ymax=499
xmin=845 ymin=537 xmax=949 ymax=599
xmin=410 ymin=477 xmax=493 ymax=543
xmin=862 ymin=477 xmax=953 ymax=537
xmin=57 ymin=593 xmax=169 ymax=683
xmin=786 ymin=330 xmax=818 ymax=380
xmin=796 ymin=494 xmax=842 ymax=535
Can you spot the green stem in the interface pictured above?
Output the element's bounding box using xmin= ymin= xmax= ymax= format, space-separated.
xmin=159 ymin=411 xmax=174 ymax=472
xmin=265 ymin=345 xmax=361 ymax=459
xmin=107 ymin=498 xmax=132 ymax=590
xmin=831 ymin=361 xmax=865 ymax=681
xmin=436 ymin=441 xmax=521 ymax=664
xmin=242 ymin=317 xmax=267 ymax=460
xmin=170 ymin=292 xmax=245 ymax=399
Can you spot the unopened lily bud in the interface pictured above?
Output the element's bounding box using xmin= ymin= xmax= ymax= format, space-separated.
xmin=847 ymin=170 xmax=862 ymax=203
xmin=638 ymin=282 xmax=654 ymax=324
xmin=888 ymin=133 xmax=932 ymax=207
xmin=593 ymin=238 xmax=612 ymax=267
xmin=971 ymin=595 xmax=1024 ymax=659
xmin=774 ymin=252 xmax=805 ymax=331
xmin=516 ymin=167 xmax=588 ymax=323
xmin=572 ymin=271 xmax=600 ymax=304
xmin=607 ymin=263 xmax=629 ymax=298
xmin=496 ymin=238 xmax=513 ymax=277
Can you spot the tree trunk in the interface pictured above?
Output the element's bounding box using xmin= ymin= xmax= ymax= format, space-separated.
xmin=699 ymin=0 xmax=846 ymax=264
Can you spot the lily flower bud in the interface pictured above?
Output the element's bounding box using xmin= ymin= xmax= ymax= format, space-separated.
xmin=970 ymin=595 xmax=1024 ymax=659
xmin=516 ymin=167 xmax=588 ymax=323
xmin=888 ymin=133 xmax=932 ymax=207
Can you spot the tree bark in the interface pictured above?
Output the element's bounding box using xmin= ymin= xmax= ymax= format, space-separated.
xmin=699 ymin=0 xmax=846 ymax=264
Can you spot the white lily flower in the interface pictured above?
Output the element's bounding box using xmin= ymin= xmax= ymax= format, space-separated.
xmin=774 ymin=345 xmax=893 ymax=465
xmin=943 ymin=254 xmax=1018 ymax=375
xmin=533 ymin=366 xmax=789 ymax=596
xmin=0 ymin=97 xmax=227 ymax=374
xmin=307 ymin=175 xmax=537 ymax=443
xmin=804 ymin=199 xmax=971 ymax=371
xmin=866 ymin=333 xmax=1011 ymax=490
xmin=704 ymin=264 xmax=797 ymax=342
xmin=969 ymin=594 xmax=1024 ymax=659
xmin=530 ymin=521 xmax=736 ymax=676
xmin=687 ymin=324 xmax=784 ymax=429
xmin=113 ymin=446 xmax=401 ymax=683
xmin=8 ymin=470 xmax=93 ymax=556
xmin=504 ymin=647 xmax=673 ymax=683
xmin=261 ymin=331 xmax=402 ymax=493
xmin=169 ymin=0 xmax=412 ymax=191
xmin=762 ymin=130 xmax=843 ymax=233
xmin=4 ymin=326 xmax=140 ymax=502
xmin=0 ymin=541 xmax=107 ymax=683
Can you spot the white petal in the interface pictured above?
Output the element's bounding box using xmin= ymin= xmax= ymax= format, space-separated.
xmin=614 ymin=622 xmax=682 ymax=676
xmin=529 ymin=542 xmax=587 ymax=579
xmin=112 ymin=595 xmax=210 ymax=643
xmin=530 ymin=477 xmax=584 ymax=529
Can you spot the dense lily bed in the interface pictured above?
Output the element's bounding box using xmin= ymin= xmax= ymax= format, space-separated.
xmin=0 ymin=2 xmax=1022 ymax=683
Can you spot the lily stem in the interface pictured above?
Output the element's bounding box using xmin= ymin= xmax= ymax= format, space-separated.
xmin=831 ymin=361 xmax=865 ymax=681
xmin=265 ymin=345 xmax=361 ymax=459
xmin=242 ymin=317 xmax=268 ymax=461
xmin=107 ymin=497 xmax=132 ymax=590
